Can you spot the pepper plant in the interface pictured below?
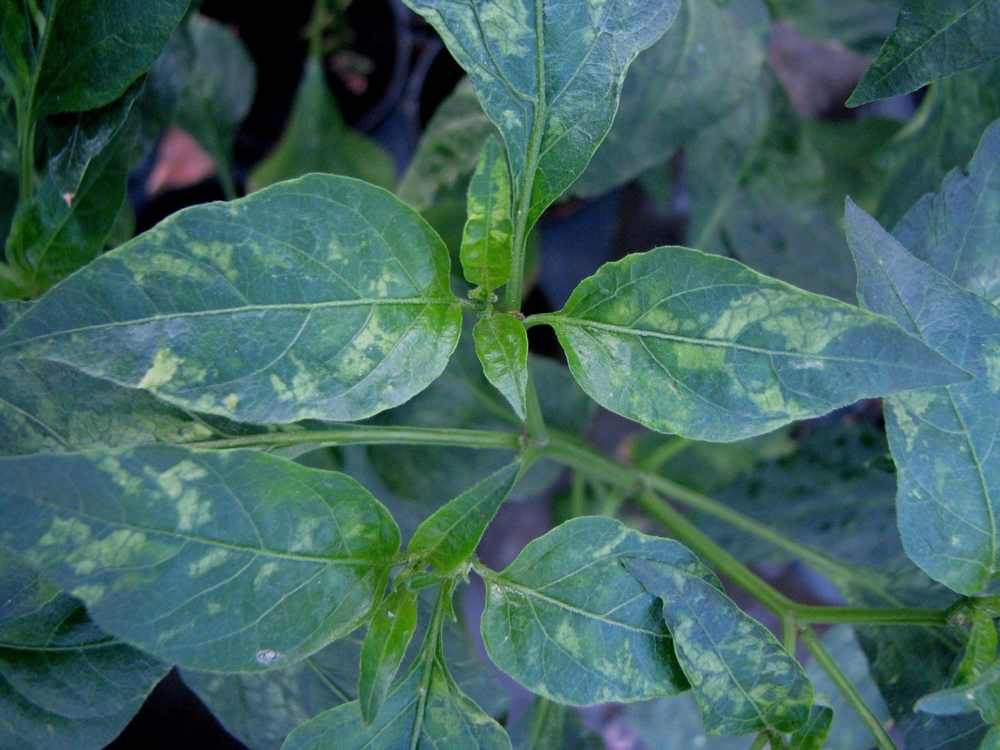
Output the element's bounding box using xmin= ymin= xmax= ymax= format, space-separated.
xmin=2 ymin=1 xmax=1000 ymax=749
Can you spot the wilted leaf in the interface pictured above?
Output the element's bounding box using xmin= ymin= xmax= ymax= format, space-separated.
xmin=0 ymin=175 xmax=462 ymax=425
xmin=0 ymin=445 xmax=400 ymax=672
xmin=543 ymin=244 xmax=966 ymax=442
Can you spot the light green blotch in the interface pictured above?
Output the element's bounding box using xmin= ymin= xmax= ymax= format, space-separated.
xmin=146 ymin=460 xmax=211 ymax=532
xmin=138 ymin=349 xmax=183 ymax=390
xmin=96 ymin=455 xmax=144 ymax=493
xmin=554 ymin=619 xmax=583 ymax=659
xmin=223 ymin=393 xmax=239 ymax=412
xmin=477 ymin=2 xmax=531 ymax=58
xmin=123 ymin=251 xmax=215 ymax=285
xmin=253 ymin=561 xmax=280 ymax=589
xmin=669 ymin=341 xmax=726 ymax=371
xmin=289 ymin=517 xmax=323 ymax=553
xmin=65 ymin=529 xmax=150 ymax=575
xmin=188 ymin=241 xmax=238 ymax=284
xmin=71 ymin=583 xmax=106 ymax=606
xmin=188 ymin=548 xmax=232 ymax=577
xmin=984 ymin=339 xmax=1000 ymax=395
xmin=270 ymin=374 xmax=294 ymax=402
xmin=33 ymin=517 xmax=92 ymax=562
xmin=890 ymin=390 xmax=937 ymax=451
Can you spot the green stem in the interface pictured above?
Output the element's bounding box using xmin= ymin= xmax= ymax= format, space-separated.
xmin=796 ymin=604 xmax=949 ymax=626
xmin=410 ymin=581 xmax=453 ymax=750
xmin=799 ymin=627 xmax=899 ymax=750
xmin=523 ymin=373 xmax=548 ymax=445
xmin=188 ymin=425 xmax=522 ymax=451
xmin=636 ymin=436 xmax=692 ymax=473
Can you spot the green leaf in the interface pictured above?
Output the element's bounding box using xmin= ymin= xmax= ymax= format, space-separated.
xmin=480 ymin=516 xmax=716 ymax=705
xmin=848 ymin=0 xmax=1000 ymax=106
xmin=0 ymin=445 xmax=400 ymax=672
xmin=402 ymin=0 xmax=680 ymax=231
xmin=900 ymin=712 xmax=989 ymax=749
xmin=768 ymin=0 xmax=901 ymax=54
xmin=30 ymin=0 xmax=189 ymax=117
xmin=789 ymin=705 xmax=834 ymax=750
xmin=894 ymin=118 xmax=1000 ymax=307
xmin=0 ymin=551 xmax=169 ymax=750
xmin=954 ymin=609 xmax=1000 ymax=686
xmin=507 ymin=697 xmax=603 ymax=750
xmin=249 ymin=56 xmax=395 ymax=193
xmin=175 ymin=13 xmax=256 ymax=198
xmin=369 ymin=326 xmax=591 ymax=504
xmin=917 ymin=660 xmax=1000 ymax=723
xmin=0 ymin=174 xmax=462 ymax=424
xmin=983 ymin=725 xmax=1000 ymax=750
xmin=473 ymin=314 xmax=529 ymax=420
xmin=875 ymin=61 xmax=1000 ymax=229
xmin=571 ymin=0 xmax=769 ymax=198
xmin=397 ymin=78 xmax=497 ymax=215
xmin=543 ymin=244 xmax=967 ymax=442
xmin=0 ymin=1 xmax=31 ymax=104
xmin=359 ymin=587 xmax=418 ymax=724
xmin=847 ymin=200 xmax=1000 ymax=594
xmin=461 ymin=136 xmax=513 ymax=293
xmin=408 ymin=462 xmax=521 ymax=573
xmin=628 ymin=691 xmax=755 ymax=749
xmin=627 ymin=557 xmax=813 ymax=735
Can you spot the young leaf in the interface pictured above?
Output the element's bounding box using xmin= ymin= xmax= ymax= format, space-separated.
xmin=175 ymin=14 xmax=256 ymax=198
xmin=0 ymin=445 xmax=400 ymax=672
xmin=954 ymin=609 xmax=1000 ymax=686
xmin=916 ymin=660 xmax=1000 ymax=723
xmin=789 ymin=705 xmax=834 ymax=750
xmin=473 ymin=314 xmax=529 ymax=420
xmin=506 ymin=697 xmax=603 ymax=750
xmin=461 ymin=136 xmax=513 ymax=293
xmin=542 ymin=244 xmax=967 ymax=442
xmin=848 ymin=0 xmax=1000 ymax=107
xmin=249 ymin=56 xmax=395 ymax=193
xmin=480 ymin=516 xmax=717 ymax=705
xmin=402 ymin=0 xmax=681 ymax=231
xmin=894 ymin=118 xmax=1000 ymax=307
xmin=408 ymin=461 xmax=521 ymax=573
xmin=627 ymin=558 xmax=813 ymax=735
xmin=847 ymin=200 xmax=1000 ymax=594
xmin=0 ymin=551 xmax=169 ymax=750
xmin=359 ymin=587 xmax=418 ymax=724
xmin=0 ymin=174 xmax=462 ymax=425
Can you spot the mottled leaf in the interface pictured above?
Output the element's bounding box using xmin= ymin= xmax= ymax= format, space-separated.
xmin=250 ymin=55 xmax=394 ymax=193
xmin=0 ymin=445 xmax=400 ymax=672
xmin=402 ymin=0 xmax=680 ymax=231
xmin=369 ymin=326 xmax=591 ymax=504
xmin=0 ymin=174 xmax=462 ymax=424
xmin=627 ymin=558 xmax=813 ymax=735
xmin=876 ymin=61 xmax=1000 ymax=229
xmin=0 ymin=551 xmax=169 ymax=750
xmin=849 ymin=0 xmax=1000 ymax=106
xmin=359 ymin=587 xmax=418 ymax=724
xmin=790 ymin=705 xmax=834 ymax=750
xmin=507 ymin=696 xmax=603 ymax=750
xmin=461 ymin=136 xmax=513 ymax=293
xmin=917 ymin=660 xmax=1000 ymax=723
xmin=848 ymin=200 xmax=1000 ymax=594
xmin=894 ymin=118 xmax=1000 ymax=307
xmin=481 ymin=516 xmax=716 ymax=705
xmin=542 ymin=244 xmax=966 ymax=442
xmin=175 ymin=14 xmax=255 ymax=198
xmin=473 ymin=314 xmax=529 ymax=420
xmin=409 ymin=462 xmax=520 ymax=573
xmin=572 ymin=0 xmax=769 ymax=197
xmin=30 ymin=0 xmax=189 ymax=117
xmin=397 ymin=78 xmax=496 ymax=214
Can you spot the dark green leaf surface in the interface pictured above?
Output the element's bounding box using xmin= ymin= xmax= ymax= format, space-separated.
xmin=402 ymin=0 xmax=680 ymax=229
xmin=0 ymin=175 xmax=462 ymax=424
xmin=507 ymin=697 xmax=603 ymax=750
xmin=544 ymin=244 xmax=966 ymax=442
xmin=572 ymin=0 xmax=769 ymax=197
xmin=849 ymin=0 xmax=1000 ymax=106
xmin=917 ymin=660 xmax=1000 ymax=723
xmin=481 ymin=516 xmax=715 ymax=705
xmin=628 ymin=558 xmax=812 ymax=735
xmin=359 ymin=587 xmax=418 ymax=724
xmin=894 ymin=119 xmax=1000 ymax=307
xmin=474 ymin=314 xmax=529 ymax=420
xmin=408 ymin=462 xmax=520 ymax=573
xmin=875 ymin=61 xmax=1000 ymax=229
xmin=0 ymin=445 xmax=400 ymax=672
xmin=0 ymin=551 xmax=168 ymax=750
xmin=249 ymin=56 xmax=394 ymax=193
xmin=900 ymin=712 xmax=989 ymax=750
xmin=31 ymin=0 xmax=189 ymax=116
xmin=282 ymin=645 xmax=509 ymax=750
xmin=848 ymin=201 xmax=1000 ymax=594
xmin=175 ymin=14 xmax=256 ymax=197
xmin=0 ymin=1 xmax=31 ymax=104
xmin=461 ymin=136 xmax=513 ymax=293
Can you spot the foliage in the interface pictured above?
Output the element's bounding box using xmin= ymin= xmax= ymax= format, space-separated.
xmin=0 ymin=1 xmax=999 ymax=749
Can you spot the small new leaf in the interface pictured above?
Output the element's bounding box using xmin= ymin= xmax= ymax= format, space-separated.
xmin=359 ymin=587 xmax=418 ymax=725
xmin=474 ymin=314 xmax=529 ymax=420
xmin=953 ymin=608 xmax=999 ymax=686
xmin=627 ymin=558 xmax=813 ymax=735
xmin=461 ymin=136 xmax=513 ymax=293
xmin=789 ymin=704 xmax=834 ymax=750
xmin=408 ymin=462 xmax=521 ymax=574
